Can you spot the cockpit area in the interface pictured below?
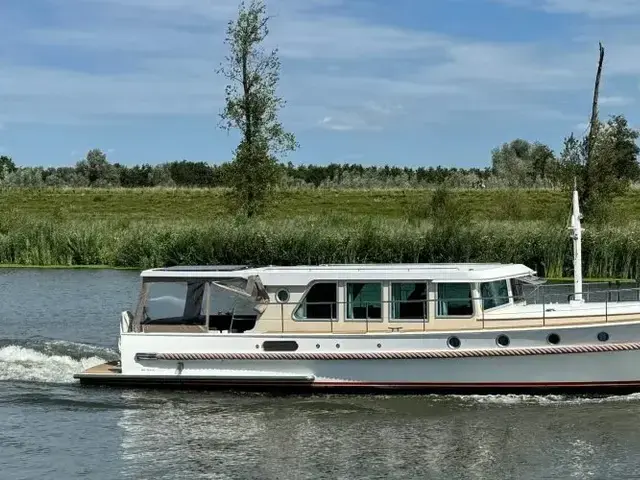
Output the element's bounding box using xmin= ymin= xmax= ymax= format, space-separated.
xmin=132 ymin=273 xmax=269 ymax=333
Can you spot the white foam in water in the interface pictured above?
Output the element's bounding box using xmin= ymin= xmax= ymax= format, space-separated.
xmin=453 ymin=393 xmax=640 ymax=405
xmin=0 ymin=345 xmax=107 ymax=384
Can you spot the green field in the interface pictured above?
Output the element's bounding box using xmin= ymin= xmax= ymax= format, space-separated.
xmin=0 ymin=187 xmax=577 ymax=221
xmin=1 ymin=187 xmax=640 ymax=277
xmin=2 ymin=187 xmax=640 ymax=222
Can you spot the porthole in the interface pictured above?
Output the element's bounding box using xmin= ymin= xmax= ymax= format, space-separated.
xmin=336 ymin=344 xmax=341 ymax=349
xmin=447 ymin=336 xmax=461 ymax=349
xmin=377 ymin=343 xmax=382 ymax=348
xmin=316 ymin=344 xmax=321 ymax=349
xmin=276 ymin=289 xmax=290 ymax=303
xmin=496 ymin=334 xmax=510 ymax=347
xmin=597 ymin=332 xmax=609 ymax=342
xmin=547 ymin=333 xmax=561 ymax=345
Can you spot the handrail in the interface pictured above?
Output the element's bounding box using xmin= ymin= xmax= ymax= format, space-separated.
xmin=270 ymin=285 xmax=640 ymax=333
xmin=140 ymin=282 xmax=640 ymax=335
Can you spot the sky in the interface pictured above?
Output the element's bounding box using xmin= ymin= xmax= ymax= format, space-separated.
xmin=1 ymin=0 xmax=639 ymax=168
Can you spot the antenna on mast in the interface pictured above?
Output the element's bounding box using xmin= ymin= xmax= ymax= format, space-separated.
xmin=570 ymin=178 xmax=584 ymax=304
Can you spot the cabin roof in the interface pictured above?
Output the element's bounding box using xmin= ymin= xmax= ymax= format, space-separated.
xmin=140 ymin=263 xmax=537 ymax=285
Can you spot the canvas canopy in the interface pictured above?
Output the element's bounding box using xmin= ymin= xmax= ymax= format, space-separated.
xmin=131 ymin=275 xmax=269 ymax=331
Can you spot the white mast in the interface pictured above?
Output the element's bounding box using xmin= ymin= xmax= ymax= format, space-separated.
xmin=570 ymin=180 xmax=583 ymax=303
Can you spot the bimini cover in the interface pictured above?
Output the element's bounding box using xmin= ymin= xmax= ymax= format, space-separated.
xmin=210 ymin=275 xmax=270 ymax=313
xmin=517 ymin=275 xmax=547 ymax=285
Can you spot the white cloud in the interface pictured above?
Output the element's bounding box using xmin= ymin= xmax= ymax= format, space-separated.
xmin=496 ymin=0 xmax=640 ymax=17
xmin=0 ymin=0 xmax=637 ymax=135
xmin=319 ymin=116 xmax=353 ymax=131
xmin=600 ymin=96 xmax=634 ymax=106
xmin=318 ymin=114 xmax=382 ymax=132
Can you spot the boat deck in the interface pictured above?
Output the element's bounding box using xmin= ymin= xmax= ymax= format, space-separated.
xmin=75 ymin=361 xmax=121 ymax=378
xmin=74 ymin=361 xmax=315 ymax=389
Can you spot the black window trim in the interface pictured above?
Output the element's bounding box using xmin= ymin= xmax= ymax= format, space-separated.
xmin=480 ymin=279 xmax=512 ymax=312
xmin=434 ymin=281 xmax=475 ymax=319
xmin=292 ymin=281 xmax=339 ymax=322
xmin=345 ymin=281 xmax=384 ymax=323
xmin=389 ymin=280 xmax=429 ymax=323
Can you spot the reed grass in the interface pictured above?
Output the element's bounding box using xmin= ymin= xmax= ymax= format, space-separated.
xmin=2 ymin=214 xmax=639 ymax=278
xmin=2 ymin=187 xmax=640 ymax=277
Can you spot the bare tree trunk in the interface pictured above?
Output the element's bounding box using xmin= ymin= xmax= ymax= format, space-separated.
xmin=587 ymin=43 xmax=605 ymax=162
xmin=583 ymin=42 xmax=605 ymax=211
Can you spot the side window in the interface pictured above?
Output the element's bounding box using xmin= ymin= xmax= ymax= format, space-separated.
xmin=294 ymin=283 xmax=337 ymax=320
xmin=437 ymin=283 xmax=473 ymax=317
xmin=510 ymin=279 xmax=524 ymax=303
xmin=391 ymin=283 xmax=427 ymax=320
xmin=144 ymin=281 xmax=207 ymax=324
xmin=146 ymin=282 xmax=188 ymax=320
xmin=481 ymin=280 xmax=510 ymax=310
xmin=346 ymin=283 xmax=382 ymax=320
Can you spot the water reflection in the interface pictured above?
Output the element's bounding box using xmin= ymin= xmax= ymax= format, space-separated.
xmin=115 ymin=391 xmax=640 ymax=480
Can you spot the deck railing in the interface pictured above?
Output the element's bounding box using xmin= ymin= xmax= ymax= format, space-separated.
xmin=267 ymin=282 xmax=640 ymax=334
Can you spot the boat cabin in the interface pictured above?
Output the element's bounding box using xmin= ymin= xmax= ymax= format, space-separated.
xmin=126 ymin=263 xmax=553 ymax=334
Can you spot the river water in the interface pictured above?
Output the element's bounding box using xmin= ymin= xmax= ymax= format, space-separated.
xmin=2 ymin=268 xmax=640 ymax=479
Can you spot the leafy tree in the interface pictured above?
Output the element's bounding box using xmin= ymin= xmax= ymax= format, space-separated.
xmin=530 ymin=143 xmax=557 ymax=182
xmin=558 ymin=114 xmax=640 ymax=220
xmin=76 ymin=149 xmax=120 ymax=187
xmin=217 ymin=0 xmax=298 ymax=216
xmin=606 ymin=114 xmax=640 ymax=182
xmin=150 ymin=164 xmax=176 ymax=187
xmin=166 ymin=160 xmax=215 ymax=187
xmin=491 ymin=139 xmax=532 ymax=187
xmin=0 ymin=156 xmax=16 ymax=180
xmin=491 ymin=139 xmax=558 ymax=187
xmin=118 ymin=163 xmax=155 ymax=187
xmin=557 ymin=133 xmax=585 ymax=189
xmin=1 ymin=167 xmax=45 ymax=187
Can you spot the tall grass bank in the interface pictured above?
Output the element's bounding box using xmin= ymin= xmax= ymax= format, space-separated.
xmin=1 ymin=216 xmax=640 ymax=279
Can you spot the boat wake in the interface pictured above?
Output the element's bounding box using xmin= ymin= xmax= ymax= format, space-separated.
xmin=450 ymin=393 xmax=640 ymax=406
xmin=0 ymin=339 xmax=117 ymax=384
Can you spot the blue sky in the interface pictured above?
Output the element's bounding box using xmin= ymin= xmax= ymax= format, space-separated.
xmin=1 ymin=0 xmax=639 ymax=168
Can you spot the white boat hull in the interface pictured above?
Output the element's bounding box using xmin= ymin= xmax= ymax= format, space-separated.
xmin=76 ymin=321 xmax=640 ymax=393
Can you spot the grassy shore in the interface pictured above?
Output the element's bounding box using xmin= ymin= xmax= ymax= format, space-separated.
xmin=1 ymin=187 xmax=640 ymax=277
xmin=1 ymin=214 xmax=640 ymax=278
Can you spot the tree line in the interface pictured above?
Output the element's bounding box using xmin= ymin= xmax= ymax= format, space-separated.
xmin=1 ymin=111 xmax=637 ymax=192
xmin=0 ymin=152 xmax=495 ymax=188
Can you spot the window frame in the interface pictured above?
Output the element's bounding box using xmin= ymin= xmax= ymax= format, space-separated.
xmin=345 ymin=281 xmax=384 ymax=323
xmin=480 ymin=279 xmax=512 ymax=311
xmin=435 ymin=282 xmax=474 ymax=319
xmin=510 ymin=278 xmax=525 ymax=304
xmin=292 ymin=281 xmax=338 ymax=322
xmin=390 ymin=281 xmax=428 ymax=323
xmin=144 ymin=280 xmax=193 ymax=321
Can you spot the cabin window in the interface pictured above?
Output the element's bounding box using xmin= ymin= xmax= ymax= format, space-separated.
xmin=437 ymin=283 xmax=473 ymax=317
xmin=391 ymin=282 xmax=427 ymax=320
xmin=144 ymin=281 xmax=205 ymax=324
xmin=481 ymin=280 xmax=510 ymax=310
xmin=294 ymin=282 xmax=337 ymax=320
xmin=346 ymin=283 xmax=382 ymax=320
xmin=510 ymin=279 xmax=525 ymax=303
